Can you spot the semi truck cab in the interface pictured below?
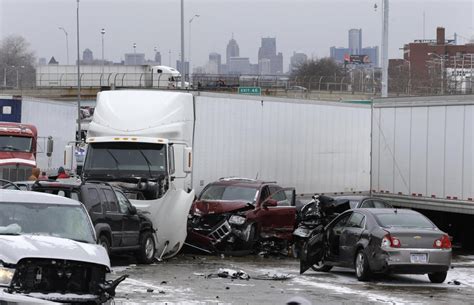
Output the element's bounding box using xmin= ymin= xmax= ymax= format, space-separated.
xmin=0 ymin=122 xmax=37 ymax=181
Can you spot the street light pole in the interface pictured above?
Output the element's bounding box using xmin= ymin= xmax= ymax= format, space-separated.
xmin=133 ymin=43 xmax=137 ymax=65
xmin=180 ymin=0 xmax=185 ymax=89
xmin=58 ymin=27 xmax=69 ymax=65
xmin=101 ymin=28 xmax=105 ymax=75
xmin=381 ymin=0 xmax=389 ymax=97
xmin=76 ymin=0 xmax=82 ymax=142
xmin=188 ymin=14 xmax=200 ymax=82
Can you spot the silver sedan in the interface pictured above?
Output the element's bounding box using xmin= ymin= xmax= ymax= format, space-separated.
xmin=303 ymin=208 xmax=451 ymax=283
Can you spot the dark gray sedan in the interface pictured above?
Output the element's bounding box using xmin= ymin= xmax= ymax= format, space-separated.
xmin=334 ymin=196 xmax=393 ymax=209
xmin=303 ymin=208 xmax=451 ymax=283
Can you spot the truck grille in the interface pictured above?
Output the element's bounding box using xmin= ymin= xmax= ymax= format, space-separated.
xmin=10 ymin=258 xmax=106 ymax=295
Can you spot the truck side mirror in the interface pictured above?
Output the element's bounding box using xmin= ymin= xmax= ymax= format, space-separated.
xmin=183 ymin=147 xmax=192 ymax=173
xmin=128 ymin=205 xmax=137 ymax=215
xmin=46 ymin=136 xmax=54 ymax=157
xmin=64 ymin=145 xmax=74 ymax=171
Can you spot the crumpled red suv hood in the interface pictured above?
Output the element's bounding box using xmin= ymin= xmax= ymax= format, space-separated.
xmin=191 ymin=200 xmax=252 ymax=215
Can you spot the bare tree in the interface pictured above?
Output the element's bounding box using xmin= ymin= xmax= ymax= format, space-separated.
xmin=291 ymin=58 xmax=344 ymax=91
xmin=0 ymin=35 xmax=36 ymax=88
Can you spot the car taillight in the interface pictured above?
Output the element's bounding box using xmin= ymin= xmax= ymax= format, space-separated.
xmin=433 ymin=235 xmax=451 ymax=249
xmin=381 ymin=234 xmax=401 ymax=248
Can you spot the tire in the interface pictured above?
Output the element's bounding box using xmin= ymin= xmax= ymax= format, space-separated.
xmin=355 ymin=249 xmax=371 ymax=281
xmin=311 ymin=261 xmax=333 ymax=272
xmin=137 ymin=231 xmax=156 ymax=264
xmin=99 ymin=235 xmax=111 ymax=256
xmin=428 ymin=271 xmax=447 ymax=283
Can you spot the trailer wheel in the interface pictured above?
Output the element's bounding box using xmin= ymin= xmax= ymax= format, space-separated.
xmin=137 ymin=231 xmax=156 ymax=264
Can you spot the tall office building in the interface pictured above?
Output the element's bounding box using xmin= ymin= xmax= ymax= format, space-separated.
xmin=208 ymin=52 xmax=222 ymax=74
xmin=289 ymin=52 xmax=308 ymax=73
xmin=82 ymin=48 xmax=94 ymax=64
xmin=226 ymin=35 xmax=240 ymax=65
xmin=348 ymin=29 xmax=362 ymax=55
xmin=330 ymin=29 xmax=379 ymax=67
xmin=258 ymin=37 xmax=284 ymax=74
xmin=154 ymin=51 xmax=162 ymax=65
xmin=228 ymin=57 xmax=250 ymax=74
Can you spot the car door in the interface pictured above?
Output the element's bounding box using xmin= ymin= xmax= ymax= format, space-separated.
xmin=116 ymin=190 xmax=140 ymax=246
xmin=339 ymin=212 xmax=366 ymax=266
xmin=257 ymin=187 xmax=296 ymax=239
xmin=101 ymin=187 xmax=124 ymax=247
xmin=326 ymin=212 xmax=352 ymax=261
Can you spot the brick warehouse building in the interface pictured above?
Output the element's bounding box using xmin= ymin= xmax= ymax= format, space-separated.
xmin=403 ymin=27 xmax=474 ymax=94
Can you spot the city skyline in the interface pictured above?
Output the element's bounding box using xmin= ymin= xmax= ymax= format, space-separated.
xmin=1 ymin=0 xmax=472 ymax=71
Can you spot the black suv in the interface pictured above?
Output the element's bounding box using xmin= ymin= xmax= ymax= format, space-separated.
xmin=25 ymin=180 xmax=156 ymax=264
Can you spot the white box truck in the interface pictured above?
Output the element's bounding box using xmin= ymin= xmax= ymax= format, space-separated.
xmin=83 ymin=90 xmax=371 ymax=258
xmin=371 ymin=95 xmax=474 ymax=248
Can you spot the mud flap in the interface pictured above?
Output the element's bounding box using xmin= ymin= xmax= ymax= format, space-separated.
xmin=299 ymin=232 xmax=325 ymax=274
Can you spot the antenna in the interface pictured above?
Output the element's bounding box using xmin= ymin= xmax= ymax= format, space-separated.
xmin=423 ymin=11 xmax=425 ymax=40
xmin=255 ymin=172 xmax=259 ymax=180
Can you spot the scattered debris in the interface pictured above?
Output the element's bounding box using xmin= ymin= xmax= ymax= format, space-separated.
xmin=160 ymin=281 xmax=168 ymax=285
xmin=159 ymin=291 xmax=166 ymax=294
xmin=286 ymin=296 xmax=312 ymax=305
xmin=205 ymin=268 xmax=251 ymax=280
xmin=225 ymin=286 xmax=230 ymax=290
xmin=193 ymin=272 xmax=205 ymax=276
xmin=447 ymin=280 xmax=461 ymax=285
xmin=146 ymin=288 xmax=154 ymax=293
xmin=253 ymin=272 xmax=293 ymax=281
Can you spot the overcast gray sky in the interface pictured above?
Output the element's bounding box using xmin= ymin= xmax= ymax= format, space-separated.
xmin=1 ymin=0 xmax=473 ymax=71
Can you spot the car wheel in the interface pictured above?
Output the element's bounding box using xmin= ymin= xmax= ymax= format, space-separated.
xmin=99 ymin=235 xmax=111 ymax=256
xmin=311 ymin=261 xmax=333 ymax=272
xmin=355 ymin=249 xmax=371 ymax=281
xmin=137 ymin=231 xmax=156 ymax=264
xmin=428 ymin=272 xmax=447 ymax=283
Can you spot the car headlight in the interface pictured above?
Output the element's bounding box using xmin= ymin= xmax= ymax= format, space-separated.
xmin=229 ymin=215 xmax=246 ymax=225
xmin=0 ymin=266 xmax=15 ymax=286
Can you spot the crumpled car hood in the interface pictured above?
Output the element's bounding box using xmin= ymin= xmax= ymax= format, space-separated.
xmin=192 ymin=200 xmax=253 ymax=215
xmin=0 ymin=235 xmax=110 ymax=268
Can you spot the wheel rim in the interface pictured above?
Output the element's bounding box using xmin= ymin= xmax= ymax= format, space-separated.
xmin=356 ymin=252 xmax=364 ymax=277
xmin=145 ymin=237 xmax=155 ymax=259
xmin=100 ymin=240 xmax=108 ymax=250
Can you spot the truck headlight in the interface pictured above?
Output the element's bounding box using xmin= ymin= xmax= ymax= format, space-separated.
xmin=229 ymin=215 xmax=246 ymax=225
xmin=0 ymin=266 xmax=15 ymax=286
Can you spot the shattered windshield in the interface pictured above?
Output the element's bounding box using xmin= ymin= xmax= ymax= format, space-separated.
xmin=0 ymin=202 xmax=95 ymax=243
xmin=0 ymin=135 xmax=33 ymax=152
xmin=84 ymin=142 xmax=167 ymax=178
xmin=200 ymin=185 xmax=258 ymax=203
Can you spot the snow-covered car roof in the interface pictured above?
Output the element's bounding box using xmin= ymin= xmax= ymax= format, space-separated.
xmin=0 ymin=189 xmax=82 ymax=205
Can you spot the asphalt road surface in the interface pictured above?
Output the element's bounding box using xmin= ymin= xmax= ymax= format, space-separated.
xmin=110 ymin=252 xmax=474 ymax=305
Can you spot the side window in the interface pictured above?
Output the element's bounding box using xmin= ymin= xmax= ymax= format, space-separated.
xmin=259 ymin=186 xmax=271 ymax=203
xmin=347 ymin=213 xmax=365 ymax=228
xmin=372 ymin=200 xmax=392 ymax=208
xmin=88 ymin=188 xmax=102 ymax=214
xmin=332 ymin=213 xmax=352 ymax=231
xmin=102 ymin=188 xmax=119 ymax=213
xmin=360 ymin=200 xmax=375 ymax=208
xmin=269 ymin=187 xmax=290 ymax=206
xmin=116 ymin=191 xmax=131 ymax=214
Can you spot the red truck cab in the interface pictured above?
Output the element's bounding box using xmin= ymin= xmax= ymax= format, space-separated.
xmin=0 ymin=122 xmax=37 ymax=181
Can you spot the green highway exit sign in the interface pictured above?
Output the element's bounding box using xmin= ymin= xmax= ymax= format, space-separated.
xmin=238 ymin=87 xmax=261 ymax=95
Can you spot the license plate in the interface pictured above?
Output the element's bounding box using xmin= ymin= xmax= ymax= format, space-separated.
xmin=410 ymin=253 xmax=428 ymax=263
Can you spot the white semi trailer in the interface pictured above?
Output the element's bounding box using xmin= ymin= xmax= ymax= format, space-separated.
xmin=371 ymin=95 xmax=474 ymax=248
xmin=83 ymin=90 xmax=372 ymax=258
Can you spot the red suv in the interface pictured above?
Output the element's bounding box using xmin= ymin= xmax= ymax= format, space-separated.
xmin=186 ymin=178 xmax=296 ymax=254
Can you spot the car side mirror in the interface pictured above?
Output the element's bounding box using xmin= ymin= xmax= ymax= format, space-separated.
xmin=263 ymin=199 xmax=278 ymax=208
xmin=128 ymin=206 xmax=137 ymax=215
